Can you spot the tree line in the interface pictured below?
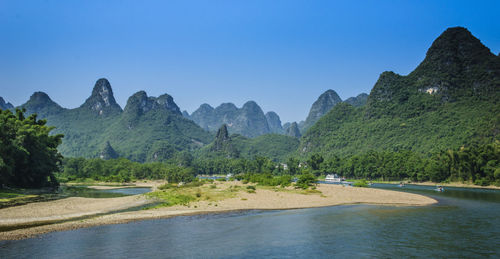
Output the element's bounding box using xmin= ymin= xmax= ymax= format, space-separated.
xmin=57 ymin=141 xmax=499 ymax=186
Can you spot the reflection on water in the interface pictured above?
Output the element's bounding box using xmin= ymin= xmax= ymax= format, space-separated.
xmin=0 ymin=185 xmax=499 ymax=258
xmin=58 ymin=186 xmax=151 ymax=198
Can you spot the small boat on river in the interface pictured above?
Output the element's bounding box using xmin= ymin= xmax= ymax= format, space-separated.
xmin=325 ymin=174 xmax=343 ymax=183
xmin=435 ymin=186 xmax=445 ymax=192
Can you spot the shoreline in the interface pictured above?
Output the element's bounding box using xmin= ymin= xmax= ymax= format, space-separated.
xmin=0 ymin=182 xmax=437 ymax=241
xmin=407 ymin=181 xmax=500 ymax=190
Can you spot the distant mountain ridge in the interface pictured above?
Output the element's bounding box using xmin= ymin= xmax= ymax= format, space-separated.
xmin=0 ymin=97 xmax=14 ymax=110
xmin=300 ymin=89 xmax=342 ymax=132
xmin=188 ymin=101 xmax=282 ymax=137
xmin=296 ymin=90 xmax=368 ymax=134
xmin=344 ymin=93 xmax=368 ymax=107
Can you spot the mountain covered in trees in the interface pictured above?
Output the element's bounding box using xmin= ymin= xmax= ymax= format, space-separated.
xmin=188 ymin=101 xmax=282 ymax=137
xmin=18 ymin=79 xmax=212 ymax=162
xmin=196 ymin=124 xmax=299 ymax=161
xmin=300 ymin=27 xmax=499 ymax=157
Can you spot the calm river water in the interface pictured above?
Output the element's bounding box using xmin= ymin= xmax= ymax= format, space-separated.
xmin=1 ymin=184 xmax=499 ymax=258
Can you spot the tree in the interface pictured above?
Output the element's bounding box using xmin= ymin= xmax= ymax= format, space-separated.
xmin=308 ymin=153 xmax=324 ymax=170
xmin=0 ymin=109 xmax=63 ymax=188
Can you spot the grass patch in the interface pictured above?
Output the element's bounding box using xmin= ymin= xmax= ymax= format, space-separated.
xmin=146 ymin=191 xmax=195 ymax=207
xmin=0 ymin=190 xmax=27 ymax=199
xmin=353 ymin=180 xmax=369 ymax=187
xmin=145 ymin=182 xmax=241 ymax=208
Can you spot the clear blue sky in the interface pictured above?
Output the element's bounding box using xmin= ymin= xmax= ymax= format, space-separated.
xmin=1 ymin=0 xmax=499 ymax=123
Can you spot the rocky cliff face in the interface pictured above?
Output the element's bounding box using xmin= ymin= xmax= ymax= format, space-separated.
xmin=344 ymin=93 xmax=368 ymax=107
xmin=80 ymin=78 xmax=122 ymax=116
xmin=124 ymin=91 xmax=180 ymax=117
xmin=0 ymin=97 xmax=14 ymax=110
xmin=286 ymin=122 xmax=301 ymax=138
xmin=190 ymin=101 xmax=281 ymax=138
xmin=301 ymin=89 xmax=342 ymax=131
xmin=210 ymin=124 xmax=239 ymax=157
xmin=265 ymin=112 xmax=283 ymax=134
xmin=190 ymin=104 xmax=216 ymax=131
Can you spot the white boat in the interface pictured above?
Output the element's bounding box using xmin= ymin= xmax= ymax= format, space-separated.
xmin=325 ymin=174 xmax=343 ymax=183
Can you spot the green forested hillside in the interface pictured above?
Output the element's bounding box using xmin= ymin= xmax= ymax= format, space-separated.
xmin=20 ymin=79 xmax=213 ymax=162
xmin=232 ymin=134 xmax=299 ymax=161
xmin=300 ymin=27 xmax=499 ymax=157
xmin=197 ymin=127 xmax=299 ymax=162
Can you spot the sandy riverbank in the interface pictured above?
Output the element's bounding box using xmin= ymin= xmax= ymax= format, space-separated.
xmin=0 ymin=182 xmax=436 ymax=241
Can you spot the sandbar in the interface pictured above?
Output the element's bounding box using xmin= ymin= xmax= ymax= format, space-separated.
xmin=0 ymin=182 xmax=436 ymax=241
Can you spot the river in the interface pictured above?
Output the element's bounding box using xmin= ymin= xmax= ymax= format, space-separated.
xmin=1 ymin=184 xmax=499 ymax=258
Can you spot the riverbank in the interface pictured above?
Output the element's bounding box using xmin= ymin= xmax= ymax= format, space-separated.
xmin=408 ymin=181 xmax=500 ymax=190
xmin=0 ymin=182 xmax=436 ymax=241
xmin=363 ymin=180 xmax=500 ymax=190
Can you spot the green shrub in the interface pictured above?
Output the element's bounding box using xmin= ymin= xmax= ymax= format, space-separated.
xmin=474 ymin=178 xmax=491 ymax=186
xmin=353 ymin=179 xmax=369 ymax=187
xmin=295 ymin=173 xmax=317 ymax=189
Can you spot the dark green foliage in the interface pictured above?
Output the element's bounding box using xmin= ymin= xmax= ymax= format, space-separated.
xmin=0 ymin=109 xmax=63 ymax=188
xmin=296 ymin=173 xmax=317 ymax=189
xmin=353 ymin=179 xmax=368 ymax=187
xmin=193 ymin=155 xmax=281 ymax=176
xmin=104 ymin=105 xmax=211 ymax=162
xmin=344 ymin=93 xmax=368 ymax=107
xmin=209 ymin=124 xmax=239 ymax=158
xmin=301 ymin=95 xmax=498 ymax=157
xmin=319 ymin=142 xmax=500 ymax=186
xmin=58 ymin=157 xmax=195 ymax=183
xmin=242 ymin=173 xmax=292 ymax=187
xmin=198 ymin=133 xmax=299 ymax=162
xmin=99 ymin=141 xmax=118 ymax=160
xmin=231 ymin=134 xmax=300 ymax=161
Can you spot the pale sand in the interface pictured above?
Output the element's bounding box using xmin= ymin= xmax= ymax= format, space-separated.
xmin=0 ymin=182 xmax=436 ymax=240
